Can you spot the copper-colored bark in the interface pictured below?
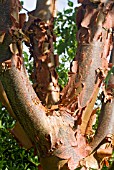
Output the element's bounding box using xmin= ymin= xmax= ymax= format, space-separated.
xmin=23 ymin=0 xmax=60 ymax=108
xmin=0 ymin=0 xmax=114 ymax=170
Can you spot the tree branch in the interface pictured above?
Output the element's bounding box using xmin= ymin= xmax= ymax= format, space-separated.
xmin=0 ymin=0 xmax=50 ymax=152
xmin=0 ymin=57 xmax=50 ymax=149
xmin=23 ymin=0 xmax=60 ymax=107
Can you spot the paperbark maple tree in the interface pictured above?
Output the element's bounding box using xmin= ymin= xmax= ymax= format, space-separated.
xmin=0 ymin=0 xmax=114 ymax=169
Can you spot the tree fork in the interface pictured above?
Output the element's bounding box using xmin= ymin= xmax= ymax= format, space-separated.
xmin=0 ymin=0 xmax=114 ymax=170
xmin=0 ymin=1 xmax=88 ymax=169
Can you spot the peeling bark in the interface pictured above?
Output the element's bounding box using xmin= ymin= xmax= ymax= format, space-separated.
xmin=90 ymin=31 xmax=114 ymax=152
xmin=23 ymin=0 xmax=60 ymax=108
xmin=0 ymin=57 xmax=50 ymax=147
xmin=0 ymin=0 xmax=114 ymax=170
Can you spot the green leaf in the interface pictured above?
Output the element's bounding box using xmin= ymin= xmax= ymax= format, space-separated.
xmin=20 ymin=1 xmax=24 ymax=6
xmin=105 ymin=71 xmax=111 ymax=87
xmin=0 ymin=120 xmax=2 ymax=128
xmin=68 ymin=0 xmax=73 ymax=7
xmin=75 ymin=167 xmax=82 ymax=170
xmin=64 ymin=8 xmax=73 ymax=14
xmin=105 ymin=66 xmax=114 ymax=87
xmin=111 ymin=66 xmax=114 ymax=74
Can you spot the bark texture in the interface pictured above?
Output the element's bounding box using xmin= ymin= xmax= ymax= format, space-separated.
xmin=0 ymin=0 xmax=114 ymax=170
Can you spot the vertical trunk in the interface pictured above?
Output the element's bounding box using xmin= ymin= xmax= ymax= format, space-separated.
xmin=24 ymin=0 xmax=60 ymax=108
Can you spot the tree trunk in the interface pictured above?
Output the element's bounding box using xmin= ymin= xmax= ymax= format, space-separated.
xmin=0 ymin=0 xmax=114 ymax=169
